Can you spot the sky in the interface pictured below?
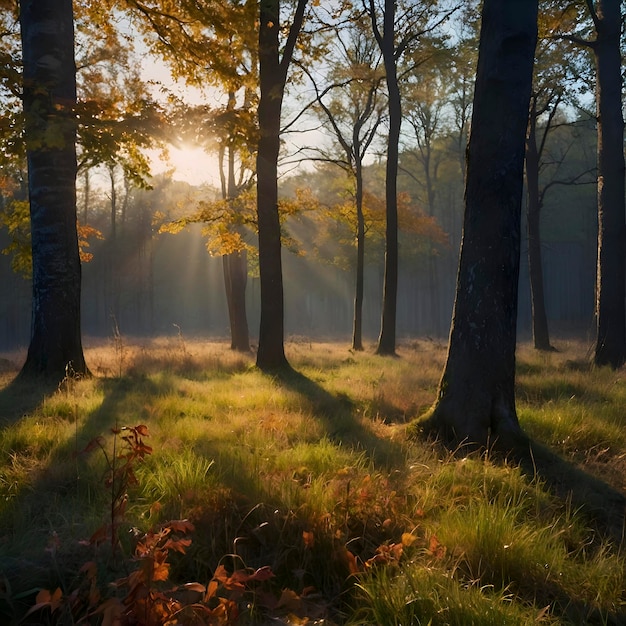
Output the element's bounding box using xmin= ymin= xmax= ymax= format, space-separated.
xmin=137 ymin=44 xmax=223 ymax=188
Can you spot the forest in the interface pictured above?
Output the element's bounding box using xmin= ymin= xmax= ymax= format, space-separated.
xmin=0 ymin=0 xmax=625 ymax=624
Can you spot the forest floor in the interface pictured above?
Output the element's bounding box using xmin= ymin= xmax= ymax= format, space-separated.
xmin=0 ymin=336 xmax=624 ymax=625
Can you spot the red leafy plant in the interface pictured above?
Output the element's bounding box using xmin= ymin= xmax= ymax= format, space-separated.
xmin=27 ymin=425 xmax=283 ymax=625
xmin=81 ymin=424 xmax=153 ymax=553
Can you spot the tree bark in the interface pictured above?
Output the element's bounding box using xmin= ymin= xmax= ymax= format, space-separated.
xmin=19 ymin=0 xmax=88 ymax=382
xmin=375 ymin=0 xmax=399 ymax=356
xmin=593 ymin=0 xmax=625 ymax=368
xmin=255 ymin=0 xmax=307 ymax=370
xmin=421 ymin=0 xmax=538 ymax=448
xmin=352 ymin=158 xmax=365 ymax=351
xmin=222 ymin=133 xmax=250 ymax=353
xmin=525 ymin=97 xmax=552 ymax=351
xmin=223 ymin=248 xmax=250 ymax=352
xmin=256 ymin=0 xmax=288 ymax=370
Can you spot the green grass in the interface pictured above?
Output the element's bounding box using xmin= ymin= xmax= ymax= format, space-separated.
xmin=0 ymin=338 xmax=625 ymax=624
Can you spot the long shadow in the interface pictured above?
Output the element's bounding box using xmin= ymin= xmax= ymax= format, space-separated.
xmin=0 ymin=375 xmax=60 ymax=426
xmin=517 ymin=379 xmax=609 ymax=406
xmin=508 ymin=436 xmax=626 ymax=623
xmin=269 ymin=366 xmax=406 ymax=470
xmin=0 ymin=371 xmax=182 ymax=622
xmin=510 ymin=436 xmax=626 ymax=545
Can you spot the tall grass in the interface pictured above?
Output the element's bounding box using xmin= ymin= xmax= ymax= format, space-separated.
xmin=0 ymin=337 xmax=624 ymax=624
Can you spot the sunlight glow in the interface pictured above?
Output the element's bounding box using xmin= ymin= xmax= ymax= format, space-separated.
xmin=149 ymin=144 xmax=221 ymax=188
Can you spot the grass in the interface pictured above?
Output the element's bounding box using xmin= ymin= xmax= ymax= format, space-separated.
xmin=0 ymin=336 xmax=624 ymax=624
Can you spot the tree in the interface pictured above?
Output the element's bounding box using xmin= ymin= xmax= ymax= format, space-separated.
xmin=366 ymin=0 xmax=400 ymax=356
xmin=255 ymin=0 xmax=308 ymax=370
xmin=19 ymin=0 xmax=88 ymax=380
xmin=524 ymin=30 xmax=568 ymax=352
xmin=364 ymin=0 xmax=450 ymax=355
xmin=218 ymin=91 xmax=255 ymax=352
xmin=125 ymin=0 xmax=257 ymax=351
xmin=302 ymin=10 xmax=385 ymax=350
xmin=563 ymin=0 xmax=625 ymax=368
xmin=420 ymin=0 xmax=538 ymax=448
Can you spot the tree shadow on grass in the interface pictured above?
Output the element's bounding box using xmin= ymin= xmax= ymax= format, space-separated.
xmin=510 ymin=437 xmax=626 ymax=624
xmin=516 ymin=379 xmax=610 ymax=406
xmin=270 ymin=366 xmax=406 ymax=470
xmin=510 ymin=437 xmax=626 ymax=544
xmin=0 ymin=376 xmax=60 ymax=426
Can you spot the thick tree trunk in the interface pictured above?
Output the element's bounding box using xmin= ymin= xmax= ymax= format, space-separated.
xmin=422 ymin=0 xmax=537 ymax=448
xmin=376 ymin=0 xmax=399 ymax=356
xmin=352 ymin=160 xmax=365 ymax=351
xmin=593 ymin=0 xmax=626 ymax=368
xmin=526 ymin=100 xmax=552 ymax=351
xmin=256 ymin=0 xmax=288 ymax=370
xmin=19 ymin=0 xmax=88 ymax=382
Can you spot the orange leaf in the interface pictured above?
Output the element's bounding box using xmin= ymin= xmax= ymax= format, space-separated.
xmin=88 ymin=525 xmax=109 ymax=546
xmin=80 ymin=561 xmax=98 ymax=579
xmin=152 ymin=560 xmax=170 ymax=582
xmin=168 ymin=519 xmax=195 ymax=534
xmin=35 ymin=589 xmax=51 ymax=605
xmin=134 ymin=424 xmax=149 ymax=436
xmin=88 ymin=587 xmax=101 ymax=608
xmin=50 ymin=587 xmax=63 ymax=611
xmin=343 ymin=549 xmax=361 ymax=575
xmin=402 ymin=533 xmax=418 ymax=547
xmin=302 ymin=530 xmax=315 ymax=549
xmin=224 ymin=570 xmax=248 ymax=591
xmin=163 ymin=537 xmax=192 ymax=554
xmin=213 ymin=564 xmax=229 ymax=584
xmin=248 ymin=566 xmax=275 ymax=582
xmin=205 ymin=579 xmax=219 ymax=601
xmin=428 ymin=534 xmax=447 ymax=559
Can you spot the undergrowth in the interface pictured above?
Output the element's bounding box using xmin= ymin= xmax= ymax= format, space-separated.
xmin=0 ymin=338 xmax=624 ymax=624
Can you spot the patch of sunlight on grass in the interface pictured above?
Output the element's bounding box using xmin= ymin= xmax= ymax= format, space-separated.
xmin=350 ymin=563 xmax=557 ymax=626
xmin=519 ymin=404 xmax=626 ymax=457
xmin=137 ymin=449 xmax=218 ymax=520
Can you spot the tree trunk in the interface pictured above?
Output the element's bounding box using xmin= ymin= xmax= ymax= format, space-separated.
xmin=525 ymin=98 xmax=552 ymax=351
xmin=19 ymin=0 xmax=88 ymax=381
xmin=376 ymin=0 xmax=399 ymax=356
xmin=256 ymin=0 xmax=288 ymax=370
xmin=593 ymin=0 xmax=625 ymax=368
xmin=223 ymin=248 xmax=250 ymax=352
xmin=222 ymin=129 xmax=250 ymax=353
xmin=352 ymin=159 xmax=365 ymax=351
xmin=421 ymin=0 xmax=537 ymax=448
